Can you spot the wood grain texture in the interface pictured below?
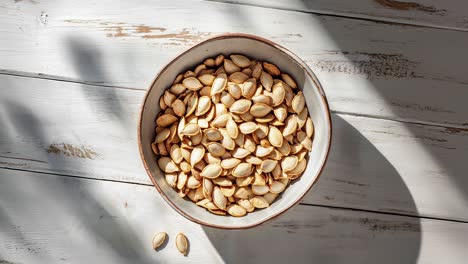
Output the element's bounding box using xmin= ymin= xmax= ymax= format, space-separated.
xmin=0 ymin=168 xmax=467 ymax=264
xmin=210 ymin=0 xmax=468 ymax=31
xmin=1 ymin=74 xmax=467 ymax=222
xmin=1 ymin=0 xmax=468 ymax=127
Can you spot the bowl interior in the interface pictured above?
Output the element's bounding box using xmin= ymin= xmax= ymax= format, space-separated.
xmin=139 ymin=35 xmax=331 ymax=228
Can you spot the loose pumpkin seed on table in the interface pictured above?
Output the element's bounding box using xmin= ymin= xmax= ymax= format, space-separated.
xmin=152 ymin=54 xmax=315 ymax=217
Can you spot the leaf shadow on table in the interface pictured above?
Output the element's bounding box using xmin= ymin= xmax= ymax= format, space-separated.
xmin=64 ymin=36 xmax=135 ymax=135
xmin=303 ymin=7 xmax=468 ymax=218
xmin=0 ymin=100 xmax=155 ymax=263
xmin=203 ymin=115 xmax=421 ymax=264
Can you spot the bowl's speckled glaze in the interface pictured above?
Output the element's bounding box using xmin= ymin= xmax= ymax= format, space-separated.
xmin=138 ymin=34 xmax=332 ymax=229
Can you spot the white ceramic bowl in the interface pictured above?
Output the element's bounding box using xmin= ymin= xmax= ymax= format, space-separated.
xmin=138 ymin=34 xmax=332 ymax=229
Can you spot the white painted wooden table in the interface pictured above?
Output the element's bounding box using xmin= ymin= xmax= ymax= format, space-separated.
xmin=1 ymin=0 xmax=468 ymax=263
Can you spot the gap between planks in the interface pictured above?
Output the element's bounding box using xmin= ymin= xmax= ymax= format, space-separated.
xmin=205 ymin=0 xmax=468 ymax=33
xmin=1 ymin=70 xmax=466 ymax=130
xmin=3 ymin=166 xmax=468 ymax=226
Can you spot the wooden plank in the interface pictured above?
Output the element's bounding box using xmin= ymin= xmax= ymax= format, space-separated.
xmin=1 ymin=0 xmax=468 ymax=127
xmin=1 ymin=74 xmax=468 ymax=222
xmin=0 ymin=168 xmax=467 ymax=264
xmin=211 ymin=0 xmax=468 ymax=31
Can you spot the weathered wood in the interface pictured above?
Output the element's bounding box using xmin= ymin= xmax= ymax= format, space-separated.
xmin=0 ymin=168 xmax=467 ymax=264
xmin=1 ymin=74 xmax=467 ymax=222
xmin=211 ymin=0 xmax=468 ymax=31
xmin=1 ymin=0 xmax=468 ymax=127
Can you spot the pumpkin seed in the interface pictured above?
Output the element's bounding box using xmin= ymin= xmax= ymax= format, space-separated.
xmin=232 ymin=148 xmax=251 ymax=159
xmin=152 ymin=232 xmax=167 ymax=250
xmin=282 ymin=115 xmax=298 ymax=137
xmin=250 ymin=103 xmax=272 ymax=117
xmin=226 ymin=118 xmax=239 ymax=139
xmin=268 ymin=126 xmax=283 ymax=148
xmin=170 ymin=83 xmax=186 ymax=95
xmin=211 ymin=73 xmax=227 ymax=95
xmin=232 ymin=163 xmax=252 ymax=177
xmin=263 ymin=192 xmax=278 ymax=204
xmin=190 ymin=145 xmax=205 ymax=166
xmin=195 ymin=96 xmax=212 ymax=116
xmin=176 ymin=233 xmax=188 ymax=255
xmin=227 ymin=204 xmax=247 ymax=217
xmin=239 ymin=122 xmax=258 ymax=134
xmin=183 ymin=77 xmax=203 ymax=91
xmin=201 ymin=163 xmax=222 ymax=179
xmin=230 ymin=54 xmax=251 ymax=67
xmin=306 ymin=117 xmax=314 ymax=138
xmin=238 ymin=199 xmax=254 ymax=212
xmin=215 ymin=54 xmax=224 ymax=66
xmin=281 ymin=156 xmax=298 ymax=172
xmin=224 ymin=59 xmax=241 ymax=74
xmin=187 ymin=176 xmax=201 ymax=189
xmin=213 ymin=177 xmax=233 ymax=187
xmin=228 ymin=83 xmax=242 ymax=99
xmin=221 ymin=158 xmax=241 ymax=169
xmin=242 ymin=78 xmax=257 ymax=99
xmin=250 ymin=196 xmax=269 ymax=208
xmin=158 ymin=157 xmax=179 ymax=173
xmin=205 ymin=128 xmax=222 ymax=141
xmin=292 ymin=91 xmax=305 ymax=114
xmin=263 ymin=62 xmax=280 ymax=76
xmin=260 ymin=159 xmax=278 ymax=173
xmin=260 ymin=71 xmax=273 ymax=91
xmin=281 ymin=73 xmax=297 ymax=89
xmin=156 ymin=114 xmax=178 ymax=127
xmin=206 ymin=142 xmax=226 ymax=157
xmin=230 ymin=99 xmax=252 ymax=114
xmin=229 ymin=72 xmax=249 ymax=84
xmin=270 ymin=181 xmax=286 ymax=194
xmin=182 ymin=123 xmax=200 ymax=136
xmin=252 ymin=184 xmax=270 ymax=195
xmin=213 ymin=186 xmax=227 ymax=210
xmin=198 ymin=74 xmax=215 ymax=86
xmin=165 ymin=173 xmax=177 ymax=187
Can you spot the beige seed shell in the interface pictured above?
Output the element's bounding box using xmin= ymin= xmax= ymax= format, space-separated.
xmin=268 ymin=126 xmax=283 ymax=148
xmin=252 ymin=184 xmax=270 ymax=195
xmin=260 ymin=159 xmax=278 ymax=173
xmin=201 ymin=163 xmax=223 ymax=179
xmin=206 ymin=142 xmax=226 ymax=157
xmin=182 ymin=123 xmax=200 ymax=136
xmin=281 ymin=73 xmax=297 ymax=89
xmin=158 ymin=157 xmax=179 ymax=173
xmin=176 ymin=233 xmax=188 ymax=255
xmin=226 ymin=119 xmax=239 ymax=139
xmin=229 ymin=72 xmax=249 ymax=84
xmin=190 ymin=145 xmax=205 ymax=166
xmin=250 ymin=103 xmax=272 ymax=117
xmin=232 ymin=162 xmax=252 ymax=177
xmin=211 ymin=73 xmax=227 ymax=95
xmin=213 ymin=186 xmax=227 ymax=210
xmin=221 ymin=158 xmax=241 ymax=169
xmin=263 ymin=62 xmax=280 ymax=76
xmin=183 ymin=77 xmax=203 ymax=91
xmin=227 ymin=204 xmax=247 ymax=217
xmin=281 ymin=156 xmax=299 ymax=173
xmin=270 ymin=181 xmax=286 ymax=194
xmin=152 ymin=232 xmax=167 ymax=250
xmin=195 ymin=96 xmax=212 ymax=116
xmin=251 ymin=196 xmax=269 ymax=208
xmin=239 ymin=122 xmax=258 ymax=134
xmin=260 ymin=71 xmax=273 ymax=91
xmin=292 ymin=91 xmax=305 ymax=114
xmin=230 ymin=54 xmax=251 ymax=68
xmin=156 ymin=114 xmax=178 ymax=127
xmin=230 ymin=99 xmax=252 ymax=114
xmin=198 ymin=74 xmax=215 ymax=86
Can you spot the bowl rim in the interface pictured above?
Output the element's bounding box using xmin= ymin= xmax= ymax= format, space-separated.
xmin=138 ymin=33 xmax=332 ymax=229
